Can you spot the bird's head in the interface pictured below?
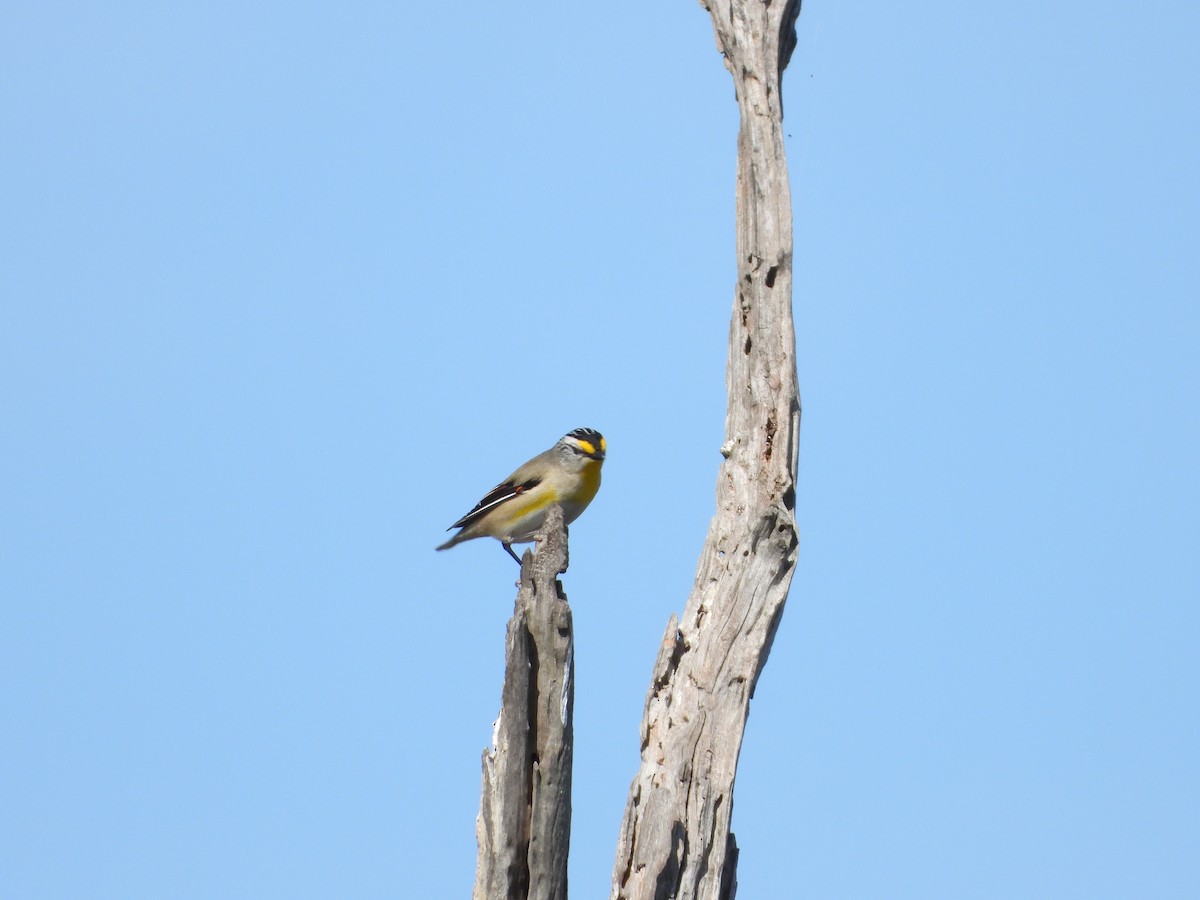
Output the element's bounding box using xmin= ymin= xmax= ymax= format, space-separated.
xmin=559 ymin=428 xmax=606 ymax=463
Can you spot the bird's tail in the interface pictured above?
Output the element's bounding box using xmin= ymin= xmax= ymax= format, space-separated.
xmin=435 ymin=532 xmax=464 ymax=552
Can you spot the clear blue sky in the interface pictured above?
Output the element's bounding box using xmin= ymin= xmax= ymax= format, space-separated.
xmin=3 ymin=2 xmax=1198 ymax=897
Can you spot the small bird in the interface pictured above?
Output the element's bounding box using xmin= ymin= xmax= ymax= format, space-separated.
xmin=437 ymin=428 xmax=606 ymax=564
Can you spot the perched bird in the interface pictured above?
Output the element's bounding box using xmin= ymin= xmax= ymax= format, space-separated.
xmin=436 ymin=428 xmax=606 ymax=564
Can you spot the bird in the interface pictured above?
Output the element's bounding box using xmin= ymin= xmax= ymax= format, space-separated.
xmin=436 ymin=428 xmax=606 ymax=564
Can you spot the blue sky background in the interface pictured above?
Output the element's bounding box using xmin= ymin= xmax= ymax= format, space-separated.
xmin=3 ymin=1 xmax=1198 ymax=897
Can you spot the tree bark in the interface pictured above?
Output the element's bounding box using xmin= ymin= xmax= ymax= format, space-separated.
xmin=610 ymin=2 xmax=803 ymax=899
xmin=474 ymin=506 xmax=574 ymax=900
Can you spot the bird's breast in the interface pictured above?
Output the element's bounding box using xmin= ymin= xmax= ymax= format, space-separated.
xmin=561 ymin=459 xmax=602 ymax=519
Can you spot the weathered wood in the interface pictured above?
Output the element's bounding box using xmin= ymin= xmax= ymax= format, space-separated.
xmin=474 ymin=505 xmax=574 ymax=900
xmin=610 ymin=2 xmax=803 ymax=898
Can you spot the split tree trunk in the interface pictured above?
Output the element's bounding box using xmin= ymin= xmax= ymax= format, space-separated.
xmin=611 ymin=2 xmax=803 ymax=898
xmin=474 ymin=506 xmax=574 ymax=900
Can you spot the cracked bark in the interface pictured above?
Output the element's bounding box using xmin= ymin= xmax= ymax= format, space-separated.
xmin=474 ymin=506 xmax=574 ymax=900
xmin=611 ymin=2 xmax=803 ymax=899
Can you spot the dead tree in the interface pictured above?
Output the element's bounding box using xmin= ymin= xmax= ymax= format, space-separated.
xmin=610 ymin=2 xmax=803 ymax=898
xmin=474 ymin=506 xmax=574 ymax=900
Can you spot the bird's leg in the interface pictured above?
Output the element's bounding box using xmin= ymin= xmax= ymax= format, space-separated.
xmin=502 ymin=542 xmax=522 ymax=565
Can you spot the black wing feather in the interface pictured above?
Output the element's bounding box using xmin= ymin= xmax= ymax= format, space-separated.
xmin=448 ymin=478 xmax=541 ymax=531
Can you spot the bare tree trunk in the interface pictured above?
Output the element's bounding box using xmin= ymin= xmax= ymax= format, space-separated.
xmin=611 ymin=2 xmax=803 ymax=899
xmin=474 ymin=506 xmax=574 ymax=900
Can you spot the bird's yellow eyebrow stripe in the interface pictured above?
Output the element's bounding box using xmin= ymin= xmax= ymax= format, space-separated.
xmin=576 ymin=440 xmax=597 ymax=456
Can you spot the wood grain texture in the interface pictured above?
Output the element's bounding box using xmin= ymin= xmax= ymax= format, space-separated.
xmin=610 ymin=2 xmax=803 ymax=898
xmin=474 ymin=506 xmax=574 ymax=900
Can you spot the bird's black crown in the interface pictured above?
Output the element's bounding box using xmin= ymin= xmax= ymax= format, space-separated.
xmin=567 ymin=427 xmax=604 ymax=444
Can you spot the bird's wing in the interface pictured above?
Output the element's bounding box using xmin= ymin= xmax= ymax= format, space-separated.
xmin=448 ymin=476 xmax=542 ymax=531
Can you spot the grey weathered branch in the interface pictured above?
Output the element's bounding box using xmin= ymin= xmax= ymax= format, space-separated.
xmin=474 ymin=506 xmax=574 ymax=900
xmin=610 ymin=2 xmax=803 ymax=899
